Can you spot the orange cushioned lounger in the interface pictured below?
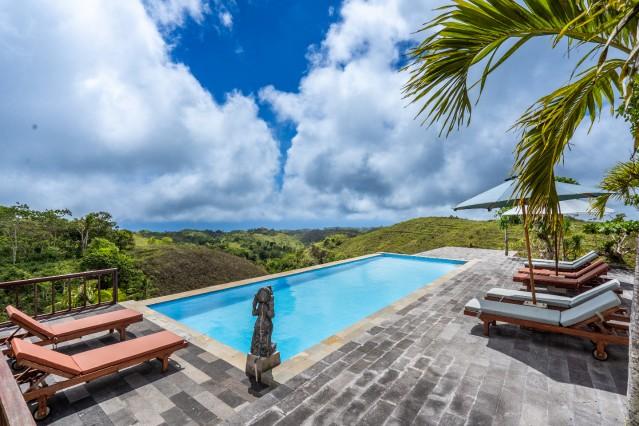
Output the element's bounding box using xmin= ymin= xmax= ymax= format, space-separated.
xmin=1 ymin=305 xmax=143 ymax=356
xmin=11 ymin=330 xmax=187 ymax=420
xmin=517 ymin=258 xmax=607 ymax=279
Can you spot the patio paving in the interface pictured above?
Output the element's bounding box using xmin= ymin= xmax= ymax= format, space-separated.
xmin=2 ymin=247 xmax=631 ymax=425
xmin=227 ymin=248 xmax=631 ymax=426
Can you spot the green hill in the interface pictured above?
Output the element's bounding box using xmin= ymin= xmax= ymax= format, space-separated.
xmin=332 ymin=217 xmax=521 ymax=256
xmin=331 ymin=216 xmax=618 ymax=262
xmin=133 ymin=241 xmax=267 ymax=297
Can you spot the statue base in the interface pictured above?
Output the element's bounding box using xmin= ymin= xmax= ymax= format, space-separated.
xmin=246 ymin=352 xmax=281 ymax=397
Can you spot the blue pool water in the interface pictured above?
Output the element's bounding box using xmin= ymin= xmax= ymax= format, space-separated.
xmin=150 ymin=253 xmax=464 ymax=360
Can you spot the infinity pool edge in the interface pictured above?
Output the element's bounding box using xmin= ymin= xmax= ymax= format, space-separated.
xmin=122 ymin=253 xmax=477 ymax=384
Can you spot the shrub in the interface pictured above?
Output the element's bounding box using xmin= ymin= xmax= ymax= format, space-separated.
xmin=80 ymin=238 xmax=147 ymax=300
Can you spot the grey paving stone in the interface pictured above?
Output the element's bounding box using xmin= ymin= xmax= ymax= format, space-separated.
xmin=161 ymin=406 xmax=193 ymax=425
xmin=306 ymin=385 xmax=338 ymax=410
xmin=377 ymin=369 xmax=400 ymax=386
xmin=358 ymin=400 xmax=396 ymax=426
xmin=360 ymin=383 xmax=385 ymax=406
xmin=216 ymin=389 xmax=246 ymax=409
xmin=275 ymin=403 xmax=314 ymax=426
xmin=276 ymin=388 xmax=310 ymax=414
xmin=339 ymin=400 xmax=368 ymax=425
xmin=249 ymin=409 xmax=284 ymax=426
xmin=170 ymin=391 xmax=219 ymax=426
xmin=381 ymin=368 xmax=421 ymax=405
xmin=438 ymin=411 xmax=466 ymax=426
xmin=392 ymin=377 xmax=436 ymax=424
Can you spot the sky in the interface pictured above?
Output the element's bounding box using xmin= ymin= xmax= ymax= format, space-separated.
xmin=0 ymin=0 xmax=634 ymax=231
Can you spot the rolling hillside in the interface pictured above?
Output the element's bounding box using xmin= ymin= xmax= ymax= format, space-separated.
xmin=333 ymin=217 xmax=524 ymax=256
xmin=331 ymin=217 xmax=622 ymax=264
xmin=133 ymin=241 xmax=267 ymax=297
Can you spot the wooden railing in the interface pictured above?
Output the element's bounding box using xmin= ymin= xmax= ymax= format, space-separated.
xmin=0 ymin=269 xmax=119 ymax=328
xmin=0 ymin=359 xmax=34 ymax=426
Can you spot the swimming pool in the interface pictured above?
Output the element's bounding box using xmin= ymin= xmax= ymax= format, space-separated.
xmin=150 ymin=253 xmax=464 ymax=361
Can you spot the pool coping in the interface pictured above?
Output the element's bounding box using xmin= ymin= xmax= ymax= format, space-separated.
xmin=122 ymin=253 xmax=479 ymax=384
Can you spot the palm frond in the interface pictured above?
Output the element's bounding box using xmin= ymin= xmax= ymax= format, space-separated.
xmin=512 ymin=60 xmax=624 ymax=229
xmin=403 ymin=0 xmax=632 ymax=136
xmin=593 ymin=159 xmax=639 ymax=216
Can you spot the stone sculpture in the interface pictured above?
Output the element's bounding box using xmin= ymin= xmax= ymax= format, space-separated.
xmin=246 ymin=286 xmax=280 ymax=396
xmin=249 ymin=286 xmax=276 ymax=357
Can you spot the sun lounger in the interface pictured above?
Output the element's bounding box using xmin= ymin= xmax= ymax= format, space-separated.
xmin=464 ymin=291 xmax=628 ymax=361
xmin=525 ymin=250 xmax=598 ymax=271
xmin=518 ymin=259 xmax=607 ymax=278
xmin=11 ymin=330 xmax=187 ymax=420
xmin=485 ymin=280 xmax=627 ymax=317
xmin=513 ymin=261 xmax=608 ymax=291
xmin=1 ymin=306 xmax=142 ymax=358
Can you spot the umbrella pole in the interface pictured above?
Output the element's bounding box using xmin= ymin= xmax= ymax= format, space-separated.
xmin=555 ymin=213 xmax=563 ymax=276
xmin=554 ymin=229 xmax=559 ymax=276
xmin=505 ymin=225 xmax=509 ymax=256
xmin=522 ymin=204 xmax=537 ymax=305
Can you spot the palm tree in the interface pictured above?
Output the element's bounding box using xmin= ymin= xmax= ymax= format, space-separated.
xmin=403 ymin=1 xmax=639 ymax=421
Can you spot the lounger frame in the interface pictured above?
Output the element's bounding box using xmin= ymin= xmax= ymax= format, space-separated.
xmin=513 ymin=263 xmax=609 ymax=292
xmin=1 ymin=314 xmax=141 ymax=356
xmin=527 ymin=251 xmax=599 ymax=271
xmin=483 ymin=294 xmax=629 ymax=317
xmin=518 ymin=259 xmax=605 ymax=278
xmin=14 ymin=340 xmax=188 ymax=420
xmin=464 ymin=306 xmax=628 ymax=361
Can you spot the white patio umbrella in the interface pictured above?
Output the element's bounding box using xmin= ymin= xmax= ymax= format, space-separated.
xmin=501 ymin=198 xmax=614 ymax=217
xmin=454 ymin=177 xmax=612 ymax=305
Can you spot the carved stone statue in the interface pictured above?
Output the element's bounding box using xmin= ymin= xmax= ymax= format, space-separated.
xmin=246 ymin=286 xmax=280 ymax=396
xmin=249 ymin=286 xmax=276 ymax=357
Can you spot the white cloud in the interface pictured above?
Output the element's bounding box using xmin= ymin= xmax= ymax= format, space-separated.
xmin=0 ymin=0 xmax=633 ymax=226
xmin=0 ymin=0 xmax=279 ymax=222
xmin=219 ymin=10 xmax=233 ymax=29
xmin=144 ymin=0 xmax=209 ymax=28
xmin=262 ymin=0 xmax=633 ymax=222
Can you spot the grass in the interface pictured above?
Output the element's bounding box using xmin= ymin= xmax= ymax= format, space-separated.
xmin=333 ymin=216 xmax=634 ymax=267
xmin=132 ymin=239 xmax=267 ymax=297
xmin=333 ymin=217 xmax=523 ymax=256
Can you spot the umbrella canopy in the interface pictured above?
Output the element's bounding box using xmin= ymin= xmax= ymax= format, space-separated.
xmin=501 ymin=198 xmax=614 ymax=217
xmin=453 ymin=176 xmax=613 ymax=306
xmin=454 ymin=177 xmax=610 ymax=211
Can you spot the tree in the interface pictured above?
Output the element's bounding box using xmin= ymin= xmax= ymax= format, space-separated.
xmin=80 ymin=238 xmax=147 ymax=300
xmin=0 ymin=203 xmax=32 ymax=264
xmin=74 ymin=212 xmax=116 ymax=255
xmin=404 ymin=1 xmax=639 ymax=421
xmin=585 ymin=215 xmax=639 ymax=262
xmin=496 ymin=207 xmax=521 ymax=256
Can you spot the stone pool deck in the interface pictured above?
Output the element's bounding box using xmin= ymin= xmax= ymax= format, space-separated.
xmin=3 ymin=247 xmax=631 ymax=425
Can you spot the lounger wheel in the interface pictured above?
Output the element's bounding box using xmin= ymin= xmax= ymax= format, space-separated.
xmin=10 ymin=359 xmax=25 ymax=371
xmin=592 ymin=348 xmax=608 ymax=361
xmin=33 ymin=405 xmax=50 ymax=420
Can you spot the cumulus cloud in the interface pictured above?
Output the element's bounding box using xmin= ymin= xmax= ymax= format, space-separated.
xmin=262 ymin=0 xmax=632 ymax=222
xmin=0 ymin=0 xmax=633 ymax=226
xmin=0 ymin=0 xmax=279 ymax=222
xmin=219 ymin=10 xmax=233 ymax=29
xmin=144 ymin=0 xmax=210 ymax=27
xmin=144 ymin=0 xmax=234 ymax=34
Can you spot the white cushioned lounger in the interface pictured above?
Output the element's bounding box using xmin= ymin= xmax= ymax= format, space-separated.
xmin=465 ymin=297 xmax=560 ymax=324
xmin=465 ymin=291 xmax=621 ymax=327
xmin=485 ymin=279 xmax=620 ymax=308
xmin=527 ymin=250 xmax=598 ymax=270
